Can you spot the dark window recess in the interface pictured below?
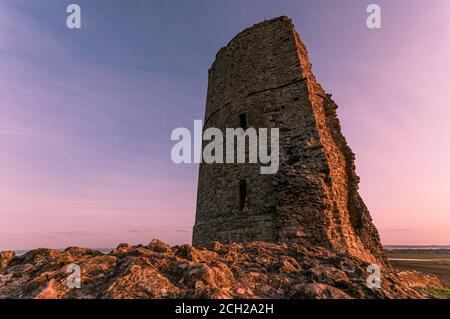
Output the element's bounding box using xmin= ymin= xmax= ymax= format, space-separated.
xmin=239 ymin=180 xmax=249 ymax=212
xmin=239 ymin=113 xmax=247 ymax=129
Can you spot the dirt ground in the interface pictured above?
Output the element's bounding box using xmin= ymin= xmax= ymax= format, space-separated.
xmin=386 ymin=249 xmax=450 ymax=287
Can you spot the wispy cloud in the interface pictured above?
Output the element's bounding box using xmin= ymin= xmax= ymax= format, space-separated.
xmin=53 ymin=231 xmax=95 ymax=237
xmin=381 ymin=229 xmax=414 ymax=233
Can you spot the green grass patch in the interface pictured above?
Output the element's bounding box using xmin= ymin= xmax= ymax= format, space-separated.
xmin=425 ymin=287 xmax=450 ymax=299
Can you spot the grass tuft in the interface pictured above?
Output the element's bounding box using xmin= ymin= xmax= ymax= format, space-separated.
xmin=425 ymin=287 xmax=450 ymax=299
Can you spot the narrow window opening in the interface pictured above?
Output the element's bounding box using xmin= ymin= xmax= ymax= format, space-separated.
xmin=239 ymin=180 xmax=249 ymax=212
xmin=239 ymin=113 xmax=247 ymax=129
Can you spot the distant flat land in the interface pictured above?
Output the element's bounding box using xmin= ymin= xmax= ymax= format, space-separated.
xmin=385 ymin=248 xmax=450 ymax=287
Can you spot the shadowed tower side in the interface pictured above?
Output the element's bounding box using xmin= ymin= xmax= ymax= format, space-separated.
xmin=193 ymin=16 xmax=387 ymax=266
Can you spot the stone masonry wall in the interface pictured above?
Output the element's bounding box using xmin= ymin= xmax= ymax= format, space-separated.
xmin=193 ymin=16 xmax=387 ymax=266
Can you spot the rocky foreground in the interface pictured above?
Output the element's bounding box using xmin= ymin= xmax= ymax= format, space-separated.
xmin=0 ymin=240 xmax=443 ymax=299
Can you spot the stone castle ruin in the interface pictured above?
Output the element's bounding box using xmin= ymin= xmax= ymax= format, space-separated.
xmin=193 ymin=16 xmax=386 ymax=265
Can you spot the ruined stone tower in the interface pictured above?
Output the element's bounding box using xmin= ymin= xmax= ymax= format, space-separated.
xmin=193 ymin=16 xmax=386 ymax=264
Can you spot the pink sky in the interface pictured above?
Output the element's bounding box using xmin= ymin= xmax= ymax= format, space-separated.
xmin=0 ymin=1 xmax=449 ymax=250
xmin=329 ymin=2 xmax=450 ymax=245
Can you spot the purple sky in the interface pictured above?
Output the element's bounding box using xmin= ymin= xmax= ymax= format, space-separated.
xmin=1 ymin=0 xmax=449 ymax=250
